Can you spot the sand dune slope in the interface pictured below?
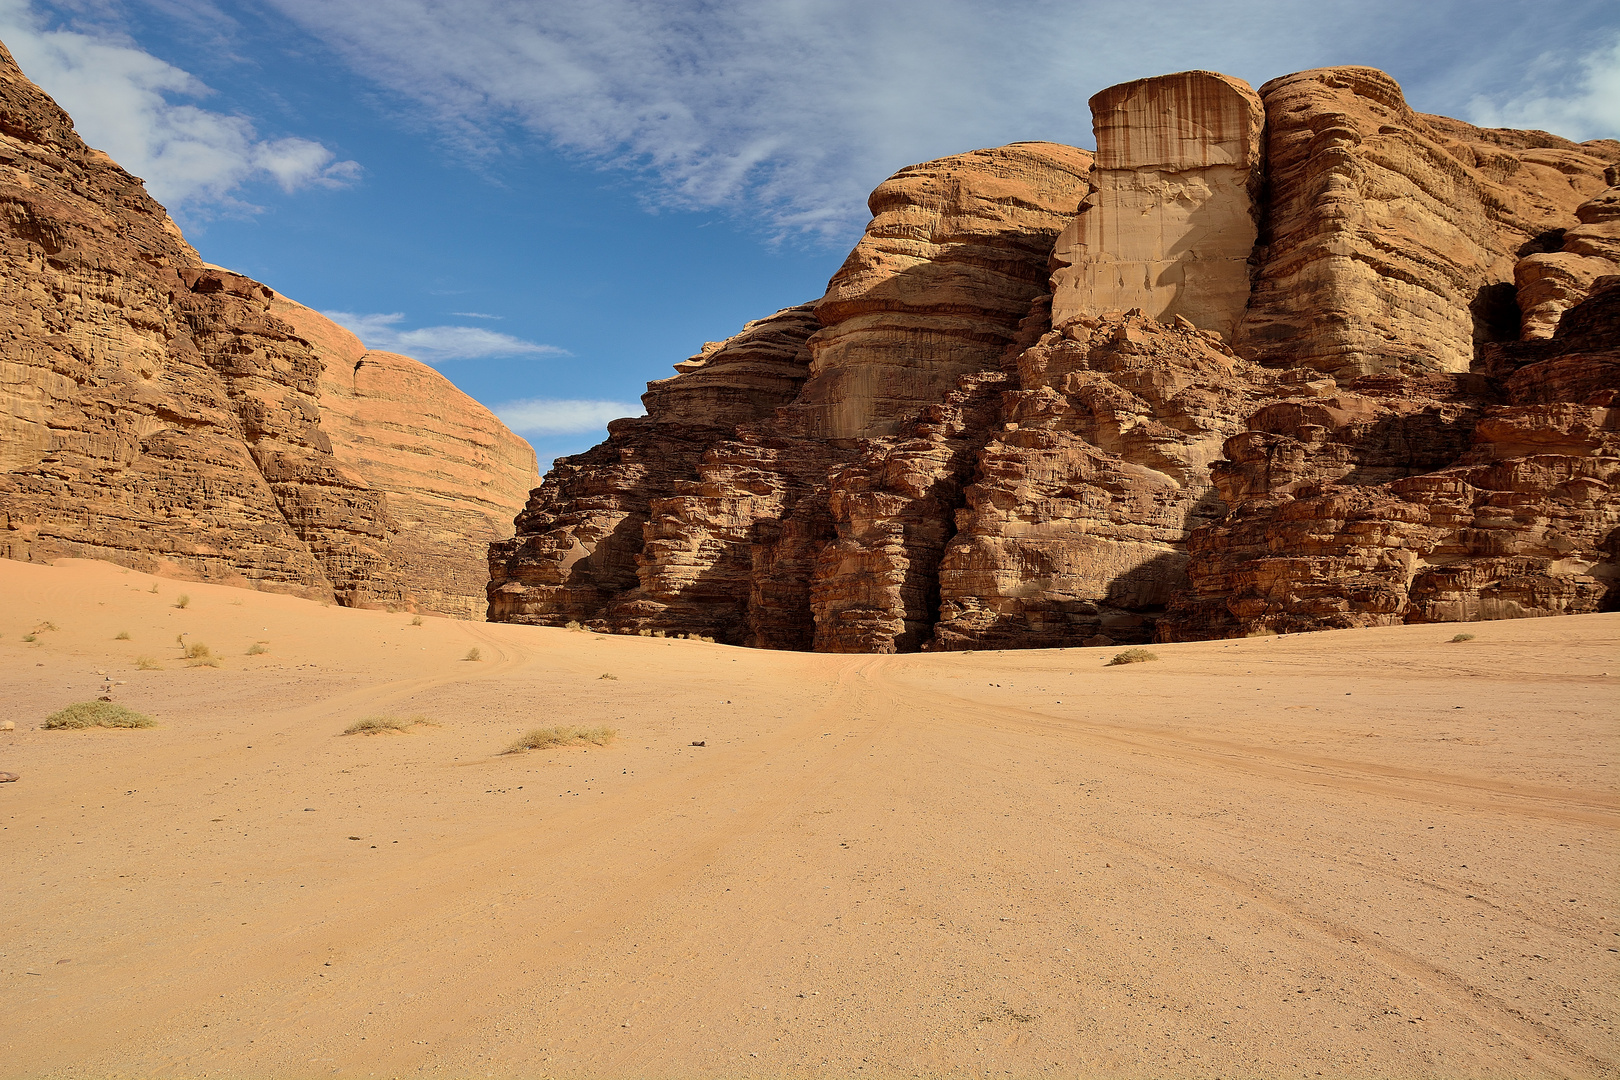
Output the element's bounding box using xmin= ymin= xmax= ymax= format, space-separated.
xmin=1 ymin=558 xmax=1616 ymax=1078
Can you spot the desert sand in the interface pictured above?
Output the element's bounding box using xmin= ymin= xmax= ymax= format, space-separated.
xmin=1 ymin=558 xmax=1615 ymax=1079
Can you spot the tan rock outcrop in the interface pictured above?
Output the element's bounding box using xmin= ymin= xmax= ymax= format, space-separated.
xmin=1050 ymin=71 xmax=1264 ymax=340
xmin=0 ymin=42 xmax=536 ymax=614
xmin=1513 ymin=176 xmax=1620 ymax=338
xmin=490 ymin=64 xmax=1619 ymax=650
xmin=792 ymin=143 xmax=1092 ymax=439
xmin=270 ymin=298 xmax=538 ymax=617
xmin=1234 ymin=67 xmax=1614 ymax=376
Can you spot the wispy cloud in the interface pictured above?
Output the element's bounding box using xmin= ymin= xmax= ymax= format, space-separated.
xmin=493 ymin=397 xmax=639 ymax=437
xmin=450 ymin=311 xmax=502 ymax=320
xmin=1466 ymin=33 xmax=1620 ymax=141
xmin=323 ymin=311 xmax=567 ymax=364
xmin=0 ymin=0 xmax=360 ymax=214
xmin=261 ymin=0 xmax=1618 ymax=242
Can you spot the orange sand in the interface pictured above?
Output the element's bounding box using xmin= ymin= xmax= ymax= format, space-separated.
xmin=2 ymin=558 xmax=1616 ymax=1078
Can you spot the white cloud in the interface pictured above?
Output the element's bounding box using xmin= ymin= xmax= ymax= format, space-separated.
xmin=323 ymin=311 xmax=567 ymax=364
xmin=1466 ymin=34 xmax=1620 ymax=142
xmin=450 ymin=311 xmax=502 ymax=320
xmin=260 ymin=0 xmax=1619 ymax=243
xmin=0 ymin=0 xmax=360 ymax=212
xmin=493 ymin=397 xmax=640 ymax=437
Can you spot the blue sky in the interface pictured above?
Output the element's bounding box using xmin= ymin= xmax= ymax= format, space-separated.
xmin=2 ymin=1 xmax=1617 ymax=469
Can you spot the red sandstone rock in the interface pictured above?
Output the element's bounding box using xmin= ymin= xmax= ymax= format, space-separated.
xmin=486 ymin=63 xmax=1619 ymax=649
xmin=0 ymin=43 xmax=535 ymax=614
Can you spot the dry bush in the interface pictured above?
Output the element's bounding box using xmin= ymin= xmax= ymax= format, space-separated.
xmin=1108 ymin=648 xmax=1159 ymax=666
xmin=35 ymin=621 xmax=58 ymax=632
xmin=343 ymin=714 xmax=437 ymax=736
xmin=246 ymin=642 xmax=269 ymax=655
xmin=148 ymin=583 xmax=159 ymax=594
xmin=1450 ymin=632 xmax=1476 ymax=643
xmin=564 ymin=620 xmax=583 ymax=632
xmin=599 ymin=673 xmax=618 ymax=680
xmin=44 ymin=701 xmax=155 ymax=729
xmin=504 ymin=725 xmax=616 ymax=754
xmin=115 ymin=630 xmax=131 ymax=640
xmin=175 ymin=595 xmax=190 ymax=609
xmin=22 ymin=633 xmax=36 ymax=643
xmin=185 ymin=642 xmax=212 ymax=659
xmin=411 ymin=616 xmax=424 ymax=627
xmin=135 ymin=656 xmax=164 ymax=670
xmin=464 ymin=647 xmax=482 ymax=662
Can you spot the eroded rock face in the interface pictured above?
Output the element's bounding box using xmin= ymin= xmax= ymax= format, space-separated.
xmin=1050 ymin=71 xmax=1264 ymax=340
xmin=793 ymin=142 xmax=1093 ymax=439
xmin=491 ymin=63 xmax=1618 ymax=649
xmin=0 ymin=43 xmax=536 ymax=615
xmin=1234 ymin=67 xmax=1614 ymax=376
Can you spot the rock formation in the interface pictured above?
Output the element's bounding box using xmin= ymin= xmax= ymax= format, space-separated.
xmin=491 ymin=65 xmax=1618 ymax=649
xmin=0 ymin=42 xmax=536 ymax=616
xmin=1050 ymin=71 xmax=1265 ymax=340
xmin=488 ymin=64 xmax=1618 ymax=648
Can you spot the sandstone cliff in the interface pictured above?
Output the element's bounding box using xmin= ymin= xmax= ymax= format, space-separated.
xmin=0 ymin=43 xmax=536 ymax=616
xmin=493 ymin=64 xmax=1617 ymax=649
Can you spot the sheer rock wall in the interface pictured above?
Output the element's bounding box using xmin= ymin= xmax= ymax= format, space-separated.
xmin=0 ymin=43 xmax=536 ymax=615
xmin=493 ymin=64 xmax=1618 ymax=648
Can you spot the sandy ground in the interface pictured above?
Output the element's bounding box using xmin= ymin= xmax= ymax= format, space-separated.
xmin=1 ymin=557 xmax=1616 ymax=1080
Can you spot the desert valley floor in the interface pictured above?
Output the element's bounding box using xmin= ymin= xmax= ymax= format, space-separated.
xmin=1 ymin=559 xmax=1615 ymax=1079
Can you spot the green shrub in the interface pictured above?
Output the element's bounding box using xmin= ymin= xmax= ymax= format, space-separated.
xmin=504 ymin=725 xmax=616 ymax=753
xmin=1107 ymin=648 xmax=1159 ymax=666
xmin=44 ymin=702 xmax=155 ymax=729
xmin=1450 ymin=632 xmax=1475 ymax=643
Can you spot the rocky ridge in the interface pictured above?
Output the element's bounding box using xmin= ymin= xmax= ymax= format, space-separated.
xmin=491 ymin=66 xmax=1618 ymax=649
xmin=0 ymin=43 xmax=536 ymax=616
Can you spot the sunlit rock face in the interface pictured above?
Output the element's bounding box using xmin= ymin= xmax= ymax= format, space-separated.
xmin=0 ymin=43 xmax=536 ymax=616
xmin=1233 ymin=66 xmax=1609 ymax=377
xmin=490 ymin=63 xmax=1619 ymax=650
xmin=1050 ymin=70 xmax=1264 ymax=341
xmin=792 ymin=142 xmax=1093 ymax=440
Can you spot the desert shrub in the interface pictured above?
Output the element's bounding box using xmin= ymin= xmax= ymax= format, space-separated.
xmin=411 ymin=616 xmax=424 ymax=627
xmin=1450 ymin=632 xmax=1475 ymax=643
xmin=135 ymin=656 xmax=164 ymax=670
xmin=564 ymin=620 xmax=583 ymax=632
xmin=343 ymin=714 xmax=436 ymax=736
xmin=115 ymin=630 xmax=131 ymax=640
xmin=36 ymin=621 xmax=58 ymax=632
xmin=1108 ymin=648 xmax=1159 ymax=666
xmin=504 ymin=725 xmax=615 ymax=753
xmin=22 ymin=633 xmax=36 ymax=643
xmin=44 ymin=701 xmax=155 ymax=729
xmin=246 ymin=642 xmax=269 ymax=655
xmin=175 ymin=595 xmax=190 ymax=609
xmin=148 ymin=583 xmax=159 ymax=594
xmin=599 ymin=672 xmax=618 ymax=680
xmin=464 ymin=647 xmax=482 ymax=662
xmin=185 ymin=642 xmax=211 ymax=659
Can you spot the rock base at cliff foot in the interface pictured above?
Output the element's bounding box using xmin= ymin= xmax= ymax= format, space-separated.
xmin=4 ymin=556 xmax=1615 ymax=1079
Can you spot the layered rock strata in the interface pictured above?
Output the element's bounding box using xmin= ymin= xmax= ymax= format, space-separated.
xmin=492 ymin=64 xmax=1618 ymax=649
xmin=0 ymin=43 xmax=535 ymax=615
